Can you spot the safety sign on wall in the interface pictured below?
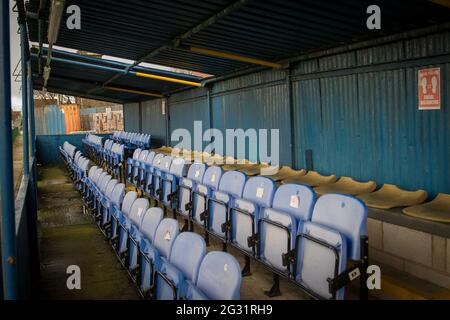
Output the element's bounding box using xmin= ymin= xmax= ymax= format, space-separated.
xmin=418 ymin=67 xmax=441 ymax=110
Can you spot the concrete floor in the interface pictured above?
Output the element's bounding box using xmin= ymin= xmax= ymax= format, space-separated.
xmin=37 ymin=166 xmax=139 ymax=299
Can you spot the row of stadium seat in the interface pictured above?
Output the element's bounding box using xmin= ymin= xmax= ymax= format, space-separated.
xmin=62 ymin=140 xmax=369 ymax=299
xmin=59 ymin=142 xmax=92 ymax=191
xmin=112 ymin=131 xmax=151 ymax=149
xmin=125 ymin=147 xmax=369 ymax=300
xmin=79 ymin=159 xmax=242 ymax=300
xmin=82 ymin=134 xmax=125 ymax=180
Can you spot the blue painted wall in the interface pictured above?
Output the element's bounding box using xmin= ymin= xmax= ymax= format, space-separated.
xmin=124 ymin=30 xmax=450 ymax=196
xmin=36 ymin=133 xmax=110 ymax=165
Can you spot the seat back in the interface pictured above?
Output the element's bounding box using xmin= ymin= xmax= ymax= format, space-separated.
xmin=121 ymin=191 xmax=138 ymax=216
xmin=160 ymin=155 xmax=173 ymax=174
xmin=186 ymin=162 xmax=206 ymax=183
xmin=259 ymin=184 xmax=316 ymax=271
xmin=96 ymin=172 xmax=108 ymax=188
xmin=93 ymin=170 xmax=105 ymax=185
xmin=100 ymin=175 xmax=113 ymax=193
xmin=295 ymin=194 xmax=367 ymax=300
xmin=310 ymin=194 xmax=367 ymax=260
xmin=140 ymin=207 xmax=164 ymax=243
xmin=192 ymin=166 xmax=223 ymax=223
xmin=153 ymin=218 xmax=180 ymax=259
xmin=104 ymin=179 xmax=118 ymax=198
xmin=128 ymin=198 xmax=150 ymax=227
xmin=177 ymin=163 xmax=206 ymax=216
xmin=240 ymin=176 xmax=276 ymax=208
xmin=88 ymin=166 xmax=98 ymax=179
xmin=218 ymin=171 xmax=246 ymax=198
xmin=111 ymin=183 xmax=125 ymax=207
xmin=169 ymin=232 xmax=206 ymax=283
xmin=156 ymin=232 xmax=206 ymax=300
xmin=80 ymin=159 xmax=91 ymax=173
xmin=208 ymin=171 xmax=246 ymax=238
xmin=231 ymin=176 xmax=275 ymax=252
xmin=200 ymin=166 xmax=222 ymax=192
xmin=196 ymin=252 xmax=242 ymax=300
xmin=143 ymin=151 xmax=155 ymax=166
xmin=169 ymin=157 xmax=186 ymax=178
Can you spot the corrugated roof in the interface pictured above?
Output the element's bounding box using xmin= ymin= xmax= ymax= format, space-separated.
xmin=25 ymin=0 xmax=450 ymax=102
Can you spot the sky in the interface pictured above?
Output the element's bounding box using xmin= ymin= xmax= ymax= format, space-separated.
xmin=10 ymin=0 xmax=22 ymax=111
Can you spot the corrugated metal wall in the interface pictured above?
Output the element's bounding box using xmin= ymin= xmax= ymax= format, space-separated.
xmin=211 ymin=69 xmax=291 ymax=164
xmin=292 ymin=31 xmax=450 ymax=197
xmin=35 ymin=105 xmax=66 ymax=135
xmin=123 ymin=102 xmax=140 ymax=132
xmin=124 ymin=30 xmax=450 ymax=196
xmin=141 ymin=99 xmax=167 ymax=147
xmin=168 ymin=88 xmax=209 ymax=149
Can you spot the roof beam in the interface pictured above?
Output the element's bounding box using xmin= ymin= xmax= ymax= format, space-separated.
xmin=431 ymin=0 xmax=450 ymax=9
xmin=189 ymin=46 xmax=283 ymax=68
xmin=88 ymin=0 xmax=249 ymax=94
xmin=34 ymin=74 xmax=165 ymax=99
xmin=33 ymin=53 xmax=202 ymax=87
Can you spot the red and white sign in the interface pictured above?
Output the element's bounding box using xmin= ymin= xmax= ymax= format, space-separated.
xmin=418 ymin=67 xmax=441 ymax=110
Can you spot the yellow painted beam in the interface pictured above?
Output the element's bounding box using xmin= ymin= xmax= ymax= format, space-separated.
xmin=190 ymin=46 xmax=283 ymax=68
xmin=431 ymin=0 xmax=450 ymax=8
xmin=135 ymin=72 xmax=202 ymax=87
xmin=104 ymin=86 xmax=164 ymax=98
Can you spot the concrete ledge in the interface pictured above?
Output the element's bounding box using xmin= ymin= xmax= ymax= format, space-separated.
xmin=369 ymin=207 xmax=450 ymax=238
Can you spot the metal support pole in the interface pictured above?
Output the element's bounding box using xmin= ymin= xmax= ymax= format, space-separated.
xmin=20 ymin=24 xmax=29 ymax=177
xmin=27 ymin=60 xmax=36 ymax=157
xmin=287 ymin=66 xmax=296 ymax=168
xmin=0 ymin=0 xmax=18 ymax=299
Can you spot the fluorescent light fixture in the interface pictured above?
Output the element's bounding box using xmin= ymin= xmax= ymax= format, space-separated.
xmin=47 ymin=0 xmax=65 ymax=44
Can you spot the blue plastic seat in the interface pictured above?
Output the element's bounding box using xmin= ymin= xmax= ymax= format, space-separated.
xmin=111 ymin=191 xmax=137 ymax=246
xmin=153 ymin=155 xmax=173 ymax=201
xmin=145 ymin=153 xmax=164 ymax=197
xmin=131 ymin=150 xmax=149 ymax=187
xmin=161 ymin=157 xmax=187 ymax=208
xmin=183 ymin=251 xmax=242 ymax=300
xmin=174 ymin=163 xmax=206 ymax=227
xmin=231 ymin=176 xmax=276 ymax=255
xmin=93 ymin=174 xmax=112 ymax=213
xmin=100 ymin=181 xmax=124 ymax=231
xmin=96 ymin=178 xmax=118 ymax=222
xmin=191 ymin=166 xmax=223 ymax=227
xmin=127 ymin=148 xmax=142 ymax=183
xmin=82 ymin=165 xmax=98 ymax=197
xmin=139 ymin=218 xmax=180 ymax=295
xmin=117 ymin=198 xmax=150 ymax=258
xmin=137 ymin=151 xmax=155 ymax=191
xmin=128 ymin=207 xmax=164 ymax=279
xmin=294 ymin=193 xmax=367 ymax=300
xmin=259 ymin=184 xmax=315 ymax=275
xmin=155 ymin=232 xmax=206 ymax=300
xmin=207 ymin=171 xmax=246 ymax=241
